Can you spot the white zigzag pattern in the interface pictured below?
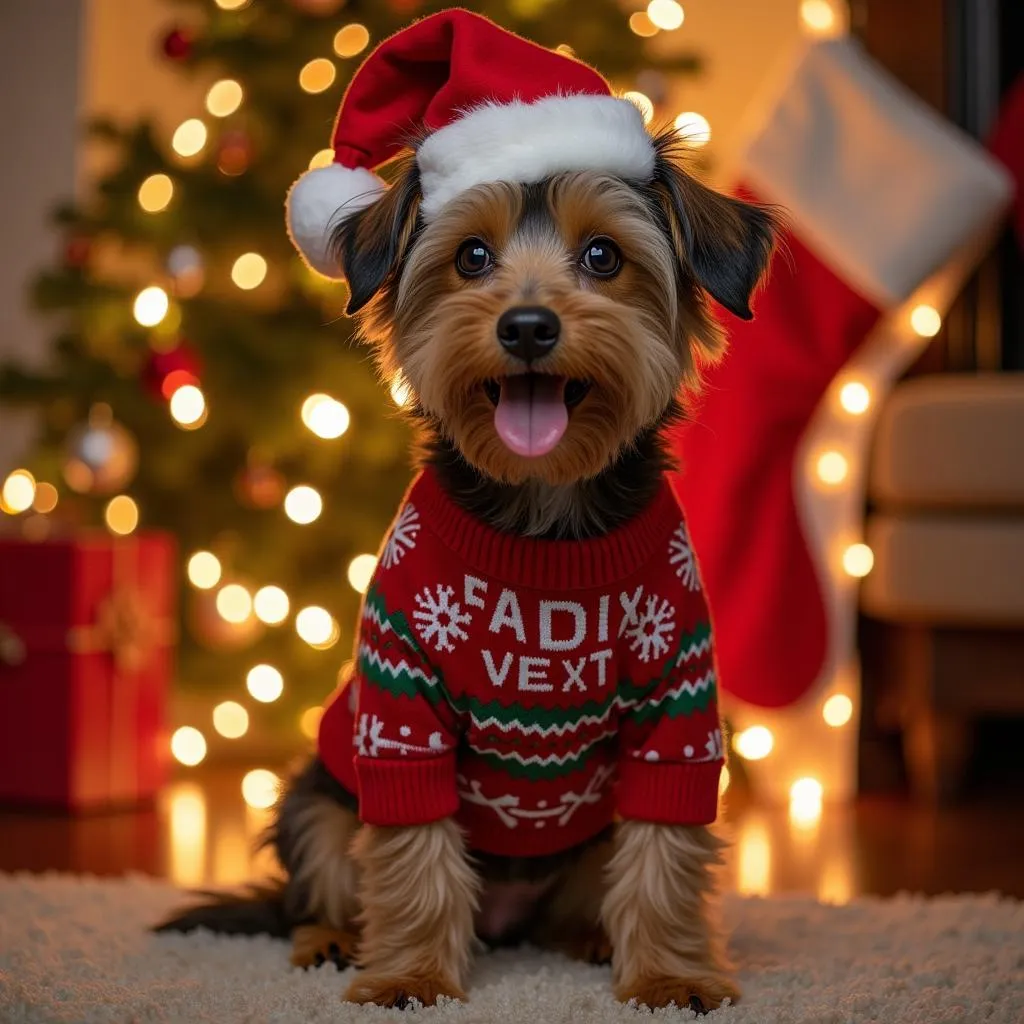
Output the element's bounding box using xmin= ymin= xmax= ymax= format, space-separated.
xmin=634 ymin=670 xmax=716 ymax=713
xmin=358 ymin=643 xmax=440 ymax=689
xmin=362 ymin=603 xmax=394 ymax=632
xmin=476 ymin=727 xmax=619 ymax=768
xmin=676 ymin=634 xmax=712 ymax=665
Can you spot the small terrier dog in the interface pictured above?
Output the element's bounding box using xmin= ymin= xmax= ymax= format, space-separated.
xmin=158 ymin=10 xmax=777 ymax=1014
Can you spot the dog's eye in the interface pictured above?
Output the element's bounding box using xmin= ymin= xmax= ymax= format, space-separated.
xmin=455 ymin=239 xmax=494 ymax=277
xmin=580 ymin=238 xmax=622 ymax=278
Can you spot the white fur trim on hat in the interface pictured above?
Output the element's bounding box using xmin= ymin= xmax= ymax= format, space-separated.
xmin=417 ymin=94 xmax=656 ymax=219
xmin=286 ymin=163 xmax=386 ymax=277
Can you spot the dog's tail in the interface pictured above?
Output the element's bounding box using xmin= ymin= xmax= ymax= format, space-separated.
xmin=153 ymin=881 xmax=293 ymax=938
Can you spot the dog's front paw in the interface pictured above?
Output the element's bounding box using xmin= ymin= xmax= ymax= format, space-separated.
xmin=290 ymin=924 xmax=358 ymax=970
xmin=616 ymin=974 xmax=740 ymax=1014
xmin=344 ymin=973 xmax=466 ymax=1008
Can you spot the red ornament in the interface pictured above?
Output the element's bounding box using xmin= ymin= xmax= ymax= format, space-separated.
xmin=63 ymin=235 xmax=92 ymax=269
xmin=216 ymin=130 xmax=253 ymax=177
xmin=162 ymin=28 xmax=194 ymax=62
xmin=141 ymin=343 xmax=202 ymax=401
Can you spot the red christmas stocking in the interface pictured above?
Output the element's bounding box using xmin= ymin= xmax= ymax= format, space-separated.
xmin=672 ymin=39 xmax=1012 ymax=710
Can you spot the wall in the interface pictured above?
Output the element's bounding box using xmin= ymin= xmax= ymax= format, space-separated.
xmin=0 ymin=1 xmax=85 ymax=470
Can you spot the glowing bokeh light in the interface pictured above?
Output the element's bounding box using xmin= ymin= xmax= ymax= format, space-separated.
xmin=133 ymin=286 xmax=170 ymax=327
xmin=138 ymin=173 xmax=174 ymax=213
xmin=674 ymin=111 xmax=711 ymax=146
xmin=333 ymin=24 xmax=370 ymax=58
xmin=299 ymin=58 xmax=336 ymax=94
xmin=231 ymin=252 xmax=268 ymax=290
xmin=213 ymin=701 xmax=249 ymax=739
xmin=216 ymin=583 xmax=253 ymax=623
xmin=171 ymin=726 xmax=207 ymax=766
xmin=206 ymin=79 xmax=243 ymax=117
xmin=647 ymin=0 xmax=685 ymax=31
xmin=301 ymin=393 xmax=350 ymax=439
xmin=624 ymin=90 xmax=654 ymax=125
xmin=733 ymin=725 xmax=774 ymax=761
xmin=816 ymin=450 xmax=849 ymax=486
xmin=823 ymin=693 xmax=854 ymax=728
xmin=246 ymin=664 xmax=284 ymax=703
xmin=842 ymin=543 xmax=874 ymax=578
xmin=910 ymin=304 xmax=942 ymax=338
xmin=104 ymin=494 xmax=139 ymax=535
xmin=253 ymin=585 xmax=290 ymax=625
xmin=839 ymin=381 xmax=871 ymax=415
xmin=2 ymin=470 xmax=36 ymax=514
xmin=284 ymin=485 xmax=322 ymax=524
xmin=242 ymin=768 xmax=280 ymax=809
xmin=169 ymin=384 xmax=207 ymax=428
xmin=187 ymin=551 xmax=222 ymax=589
xmin=171 ymin=118 xmax=208 ymax=158
xmin=347 ymin=554 xmax=377 ymax=594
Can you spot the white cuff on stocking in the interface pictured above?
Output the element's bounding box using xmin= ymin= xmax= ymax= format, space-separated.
xmin=740 ymin=38 xmax=1013 ymax=308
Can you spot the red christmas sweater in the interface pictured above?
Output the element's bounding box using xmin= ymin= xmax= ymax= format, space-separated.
xmin=318 ymin=468 xmax=724 ymax=858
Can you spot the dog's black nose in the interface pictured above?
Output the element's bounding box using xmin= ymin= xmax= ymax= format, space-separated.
xmin=496 ymin=306 xmax=561 ymax=362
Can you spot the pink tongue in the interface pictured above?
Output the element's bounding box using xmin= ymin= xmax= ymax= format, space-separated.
xmin=493 ymin=376 xmax=568 ymax=457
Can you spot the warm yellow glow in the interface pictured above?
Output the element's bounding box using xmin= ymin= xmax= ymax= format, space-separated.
xmin=215 ymin=0 xmax=250 ymax=8
xmin=301 ymin=393 xmax=350 ymax=439
xmin=624 ymin=91 xmax=654 ymax=125
xmin=284 ymin=485 xmax=322 ymax=524
xmin=216 ymin=583 xmax=253 ymax=623
xmin=816 ymin=450 xmax=849 ymax=486
xmin=308 ymin=148 xmax=334 ymax=170
xmin=133 ymin=286 xmax=170 ymax=327
xmin=800 ymin=0 xmax=836 ymax=33
xmin=674 ymin=111 xmax=711 ymax=146
xmin=231 ymin=252 xmax=268 ymax=290
xmin=206 ymin=79 xmax=244 ymax=118
xmin=300 ymin=705 xmax=324 ymax=740
xmin=253 ymin=585 xmax=290 ymax=625
xmin=718 ymin=764 xmax=731 ymax=797
xmin=242 ymin=768 xmax=280 ymax=810
xmin=2 ymin=470 xmax=36 ymax=514
xmin=212 ymin=701 xmax=249 ymax=739
xmin=347 ymin=553 xmax=377 ymax=594
xmin=839 ymin=380 xmax=871 ymax=415
xmin=296 ymin=605 xmax=336 ymax=647
xmin=187 ymin=551 xmax=222 ymax=589
xmin=733 ymin=725 xmax=774 ymax=761
xmin=647 ymin=0 xmax=685 ymax=31
xmin=390 ymin=376 xmax=412 ymax=408
xmin=823 ymin=693 xmax=854 ymax=728
xmin=171 ymin=118 xmax=208 ymax=158
xmin=104 ymin=494 xmax=139 ymax=536
xmin=167 ymin=784 xmax=206 ymax=887
xmin=299 ymin=58 xmax=336 ymax=94
xmin=171 ymin=726 xmax=207 ymax=766
xmin=555 ymin=44 xmax=574 ymax=57
xmin=737 ymin=821 xmax=771 ymax=896
xmin=629 ymin=12 xmax=659 ymax=37
xmin=32 ymin=482 xmax=58 ymax=514
xmin=333 ymin=23 xmax=370 ymax=58
xmin=818 ymin=857 xmax=853 ymax=905
xmin=169 ymin=384 xmax=207 ymax=428
xmin=246 ymin=664 xmax=284 ymax=703
xmin=842 ymin=542 xmax=874 ymax=578
xmin=910 ymin=304 xmax=942 ymax=338
xmin=789 ymin=777 xmax=824 ymax=828
xmin=138 ymin=173 xmax=174 ymax=213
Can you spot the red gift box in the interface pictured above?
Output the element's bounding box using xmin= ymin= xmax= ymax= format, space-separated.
xmin=0 ymin=531 xmax=177 ymax=811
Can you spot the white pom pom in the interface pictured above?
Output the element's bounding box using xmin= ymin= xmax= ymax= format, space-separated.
xmin=285 ymin=164 xmax=386 ymax=278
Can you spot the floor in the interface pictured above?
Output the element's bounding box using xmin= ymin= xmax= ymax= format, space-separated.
xmin=1 ymin=763 xmax=1021 ymax=901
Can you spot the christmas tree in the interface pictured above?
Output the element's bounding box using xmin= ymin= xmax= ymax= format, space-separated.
xmin=0 ymin=0 xmax=699 ymax=760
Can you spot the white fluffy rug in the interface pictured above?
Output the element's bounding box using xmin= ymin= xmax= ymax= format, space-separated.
xmin=1 ymin=874 xmax=1022 ymax=1023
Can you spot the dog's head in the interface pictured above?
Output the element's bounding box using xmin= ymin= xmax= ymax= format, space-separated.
xmin=333 ymin=130 xmax=777 ymax=488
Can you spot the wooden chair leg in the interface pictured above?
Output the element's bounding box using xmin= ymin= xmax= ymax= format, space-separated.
xmin=902 ymin=708 xmax=974 ymax=805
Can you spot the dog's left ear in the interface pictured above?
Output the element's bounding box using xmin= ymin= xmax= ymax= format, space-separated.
xmin=651 ymin=139 xmax=779 ymax=321
xmin=331 ymin=157 xmax=423 ymax=316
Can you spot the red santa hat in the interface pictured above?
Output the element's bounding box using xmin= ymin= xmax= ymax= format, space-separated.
xmin=286 ymin=9 xmax=655 ymax=277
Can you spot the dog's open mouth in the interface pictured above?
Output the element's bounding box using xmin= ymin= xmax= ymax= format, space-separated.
xmin=483 ymin=375 xmax=591 ymax=458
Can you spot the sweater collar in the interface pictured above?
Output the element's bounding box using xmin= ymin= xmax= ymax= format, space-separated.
xmin=408 ymin=468 xmax=681 ymax=591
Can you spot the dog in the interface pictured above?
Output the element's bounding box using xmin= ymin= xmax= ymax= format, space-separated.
xmin=157 ymin=122 xmax=777 ymax=1013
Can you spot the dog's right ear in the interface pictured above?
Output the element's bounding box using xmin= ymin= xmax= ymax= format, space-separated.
xmin=331 ymin=157 xmax=422 ymax=316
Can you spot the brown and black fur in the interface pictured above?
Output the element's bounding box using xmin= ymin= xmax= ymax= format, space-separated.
xmin=156 ymin=129 xmax=778 ymax=1013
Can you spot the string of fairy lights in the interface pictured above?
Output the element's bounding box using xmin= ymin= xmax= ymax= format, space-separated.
xmin=2 ymin=0 xmax=946 ymax=820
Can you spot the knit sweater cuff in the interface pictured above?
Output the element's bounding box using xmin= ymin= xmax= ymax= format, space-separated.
xmin=617 ymin=759 xmax=722 ymax=825
xmin=355 ymin=755 xmax=459 ymax=826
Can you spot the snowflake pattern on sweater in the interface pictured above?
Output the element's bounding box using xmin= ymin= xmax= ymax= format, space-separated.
xmin=318 ymin=469 xmax=725 ymax=858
